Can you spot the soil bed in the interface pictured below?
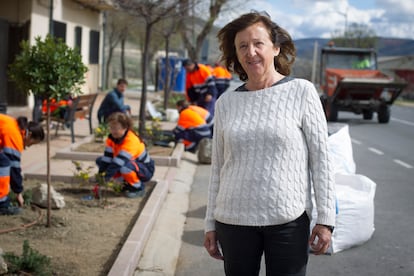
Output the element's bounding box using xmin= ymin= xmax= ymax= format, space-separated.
xmin=0 ymin=179 xmax=155 ymax=275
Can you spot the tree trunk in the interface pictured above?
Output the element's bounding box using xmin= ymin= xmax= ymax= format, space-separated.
xmin=106 ymin=47 xmax=115 ymax=89
xmin=121 ymin=38 xmax=126 ymax=79
xmin=138 ymin=23 xmax=153 ymax=136
xmin=163 ymin=36 xmax=170 ymax=111
xmin=46 ymin=100 xmax=51 ymax=227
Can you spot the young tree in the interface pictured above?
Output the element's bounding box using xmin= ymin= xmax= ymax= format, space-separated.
xmin=332 ymin=22 xmax=377 ymax=48
xmin=114 ymin=0 xmax=182 ymax=135
xmin=8 ymin=35 xmax=87 ymax=227
xmin=104 ymin=9 xmax=134 ymax=89
xmin=178 ymin=0 xmax=228 ymax=61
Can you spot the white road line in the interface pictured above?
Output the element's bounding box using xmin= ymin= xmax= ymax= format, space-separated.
xmin=351 ymin=139 xmax=362 ymax=145
xmin=393 ymin=159 xmax=413 ymax=169
xmin=368 ymin=147 xmax=384 ymax=155
xmin=391 ymin=117 xmax=414 ymax=127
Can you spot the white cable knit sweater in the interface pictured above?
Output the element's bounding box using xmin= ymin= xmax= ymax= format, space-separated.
xmin=204 ymin=78 xmax=336 ymax=232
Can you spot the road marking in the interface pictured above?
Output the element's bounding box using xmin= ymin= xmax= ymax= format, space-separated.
xmin=368 ymin=147 xmax=384 ymax=155
xmin=393 ymin=159 xmax=413 ymax=169
xmin=351 ymin=139 xmax=362 ymax=145
xmin=391 ymin=117 xmax=414 ymax=127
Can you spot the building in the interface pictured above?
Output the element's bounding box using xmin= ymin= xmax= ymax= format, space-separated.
xmin=0 ymin=0 xmax=113 ymax=110
xmin=378 ymin=55 xmax=414 ymax=98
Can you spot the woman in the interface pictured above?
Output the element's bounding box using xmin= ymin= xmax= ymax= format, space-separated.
xmin=0 ymin=115 xmax=45 ymax=215
xmin=203 ymin=12 xmax=336 ymax=275
xmin=96 ymin=112 xmax=154 ymax=198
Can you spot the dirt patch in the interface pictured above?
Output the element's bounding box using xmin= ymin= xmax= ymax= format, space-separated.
xmin=0 ymin=179 xmax=155 ymax=275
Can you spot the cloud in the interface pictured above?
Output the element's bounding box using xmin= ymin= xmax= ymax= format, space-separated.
xmin=216 ymin=0 xmax=414 ymax=39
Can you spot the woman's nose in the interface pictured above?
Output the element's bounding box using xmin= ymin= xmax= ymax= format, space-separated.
xmin=247 ymin=45 xmax=256 ymax=57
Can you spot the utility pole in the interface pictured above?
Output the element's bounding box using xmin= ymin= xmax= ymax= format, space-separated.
xmin=336 ymin=9 xmax=348 ymax=36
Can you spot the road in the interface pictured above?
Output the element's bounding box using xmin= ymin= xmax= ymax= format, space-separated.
xmin=175 ymin=104 xmax=414 ymax=276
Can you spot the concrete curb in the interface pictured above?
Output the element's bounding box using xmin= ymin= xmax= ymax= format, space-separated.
xmin=136 ymin=153 xmax=198 ymax=276
xmin=54 ymin=135 xmax=185 ymax=167
xmin=108 ymin=167 xmax=177 ymax=276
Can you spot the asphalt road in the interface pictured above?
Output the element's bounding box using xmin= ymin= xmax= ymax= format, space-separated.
xmin=175 ymin=104 xmax=414 ymax=276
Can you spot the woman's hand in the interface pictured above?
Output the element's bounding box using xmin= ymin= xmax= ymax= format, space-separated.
xmin=204 ymin=231 xmax=224 ymax=260
xmin=204 ymin=94 xmax=213 ymax=102
xmin=309 ymin=224 xmax=332 ymax=255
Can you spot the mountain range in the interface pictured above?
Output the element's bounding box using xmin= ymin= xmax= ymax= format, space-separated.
xmin=294 ymin=37 xmax=414 ymax=59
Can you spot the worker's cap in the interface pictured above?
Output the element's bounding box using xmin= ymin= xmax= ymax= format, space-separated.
xmin=182 ymin=59 xmax=194 ymax=67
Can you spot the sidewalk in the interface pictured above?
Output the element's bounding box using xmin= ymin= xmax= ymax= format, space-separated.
xmin=6 ymin=90 xmax=194 ymax=275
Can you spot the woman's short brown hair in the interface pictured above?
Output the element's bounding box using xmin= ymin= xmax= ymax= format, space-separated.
xmin=217 ymin=11 xmax=296 ymax=81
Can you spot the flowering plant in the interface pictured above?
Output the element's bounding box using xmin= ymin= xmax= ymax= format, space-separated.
xmin=94 ymin=123 xmax=109 ymax=142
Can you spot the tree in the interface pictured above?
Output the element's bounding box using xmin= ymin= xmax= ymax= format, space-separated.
xmin=114 ymin=0 xmax=182 ymax=135
xmin=8 ymin=35 xmax=87 ymax=227
xmin=104 ymin=9 xmax=134 ymax=89
xmin=178 ymin=0 xmax=228 ymax=61
xmin=332 ymin=22 xmax=377 ymax=48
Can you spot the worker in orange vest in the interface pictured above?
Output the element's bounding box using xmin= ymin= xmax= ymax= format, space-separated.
xmin=213 ymin=62 xmax=232 ymax=98
xmin=0 ymin=114 xmax=45 ymax=215
xmin=42 ymin=96 xmax=73 ymax=127
xmin=183 ymin=59 xmax=218 ymax=116
xmin=176 ymin=99 xmax=213 ymax=130
xmin=96 ymin=112 xmax=155 ymax=198
xmin=173 ymin=100 xmax=212 ymax=153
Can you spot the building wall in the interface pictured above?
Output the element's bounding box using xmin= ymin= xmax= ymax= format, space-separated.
xmin=31 ymin=0 xmax=102 ymax=96
xmin=0 ymin=0 xmax=31 ymax=23
xmin=0 ymin=0 xmax=103 ymax=108
xmin=378 ymin=56 xmax=414 ymax=95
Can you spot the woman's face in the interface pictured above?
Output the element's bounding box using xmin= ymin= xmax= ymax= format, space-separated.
xmin=109 ymin=121 xmax=127 ymax=139
xmin=234 ymin=22 xmax=280 ymax=80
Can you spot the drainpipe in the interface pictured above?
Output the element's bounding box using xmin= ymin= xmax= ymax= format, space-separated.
xmin=101 ymin=11 xmax=107 ymax=90
xmin=49 ymin=0 xmax=53 ymax=35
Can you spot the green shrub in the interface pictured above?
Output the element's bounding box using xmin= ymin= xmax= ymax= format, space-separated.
xmin=3 ymin=240 xmax=52 ymax=275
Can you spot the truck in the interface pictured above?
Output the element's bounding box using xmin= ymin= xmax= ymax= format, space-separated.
xmin=318 ymin=46 xmax=407 ymax=123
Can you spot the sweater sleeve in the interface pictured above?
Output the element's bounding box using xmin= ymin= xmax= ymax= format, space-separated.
xmin=301 ymin=82 xmax=336 ymax=227
xmin=204 ymin=99 xmax=225 ymax=232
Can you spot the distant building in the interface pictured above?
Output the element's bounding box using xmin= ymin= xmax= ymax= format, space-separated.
xmin=0 ymin=0 xmax=113 ymax=109
xmin=378 ymin=56 xmax=414 ymax=97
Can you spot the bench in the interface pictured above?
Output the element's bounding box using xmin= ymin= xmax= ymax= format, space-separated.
xmin=44 ymin=93 xmax=98 ymax=143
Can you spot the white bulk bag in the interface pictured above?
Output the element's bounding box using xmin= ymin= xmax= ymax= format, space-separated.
xmin=311 ymin=173 xmax=376 ymax=254
xmin=330 ymin=173 xmax=376 ymax=253
xmin=328 ymin=123 xmax=356 ymax=175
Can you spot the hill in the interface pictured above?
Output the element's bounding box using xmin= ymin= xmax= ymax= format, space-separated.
xmin=294 ymin=37 xmax=414 ymax=59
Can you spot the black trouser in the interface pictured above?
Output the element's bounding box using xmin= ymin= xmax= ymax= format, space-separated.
xmin=216 ymin=212 xmax=310 ymax=276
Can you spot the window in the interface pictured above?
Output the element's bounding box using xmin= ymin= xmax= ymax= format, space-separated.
xmin=53 ymin=21 xmax=66 ymax=42
xmin=89 ymin=30 xmax=100 ymax=64
xmin=75 ymin=26 xmax=82 ymax=53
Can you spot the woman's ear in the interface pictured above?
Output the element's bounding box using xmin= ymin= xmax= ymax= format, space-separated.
xmin=274 ymin=46 xmax=280 ymax=57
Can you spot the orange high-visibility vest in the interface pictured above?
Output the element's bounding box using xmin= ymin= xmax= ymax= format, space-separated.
xmin=185 ymin=63 xmax=216 ymax=102
xmin=101 ymin=130 xmax=147 ymax=187
xmin=42 ymin=99 xmax=69 ymax=114
xmin=213 ymin=66 xmax=232 ymax=80
xmin=176 ymin=108 xmax=206 ymax=129
xmin=0 ymin=114 xmax=24 ymax=201
xmin=188 ymin=105 xmax=209 ymax=121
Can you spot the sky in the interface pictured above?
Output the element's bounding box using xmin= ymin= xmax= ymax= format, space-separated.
xmin=217 ymin=0 xmax=414 ymax=40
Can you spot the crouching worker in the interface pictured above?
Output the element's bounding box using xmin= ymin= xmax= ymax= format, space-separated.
xmin=173 ymin=100 xmax=212 ymax=153
xmin=0 ymin=115 xmax=45 ymax=215
xmin=176 ymin=100 xmax=214 ymax=131
xmin=96 ymin=112 xmax=155 ymax=198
